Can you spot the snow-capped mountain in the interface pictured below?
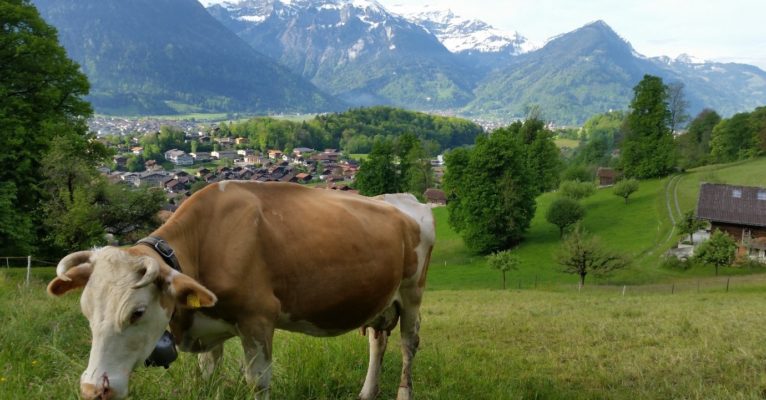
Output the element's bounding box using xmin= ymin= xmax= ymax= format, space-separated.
xmin=400 ymin=7 xmax=535 ymax=56
xmin=650 ymin=53 xmax=766 ymax=117
xmin=205 ymin=0 xmax=476 ymax=108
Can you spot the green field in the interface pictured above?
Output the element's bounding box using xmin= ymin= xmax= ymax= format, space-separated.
xmin=5 ymin=270 xmax=766 ymax=399
xmin=430 ymin=157 xmax=766 ymax=290
xmin=554 ymin=138 xmax=580 ymax=149
xmin=4 ymin=157 xmax=766 ymax=399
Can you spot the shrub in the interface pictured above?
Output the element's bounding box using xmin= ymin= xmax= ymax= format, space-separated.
xmin=558 ymin=180 xmax=597 ymax=200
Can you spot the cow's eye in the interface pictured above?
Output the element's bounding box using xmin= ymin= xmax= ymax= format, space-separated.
xmin=129 ymin=306 xmax=146 ymax=324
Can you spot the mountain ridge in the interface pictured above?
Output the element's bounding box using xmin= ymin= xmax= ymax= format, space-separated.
xmin=33 ymin=0 xmax=344 ymax=115
xmin=206 ymin=0 xmax=477 ymax=109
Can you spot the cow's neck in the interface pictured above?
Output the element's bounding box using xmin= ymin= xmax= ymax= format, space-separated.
xmin=150 ymin=205 xmax=203 ymax=280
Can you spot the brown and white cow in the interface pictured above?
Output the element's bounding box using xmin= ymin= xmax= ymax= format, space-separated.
xmin=47 ymin=181 xmax=435 ymax=400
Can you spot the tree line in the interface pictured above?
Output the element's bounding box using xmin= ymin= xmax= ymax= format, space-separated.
xmin=1 ymin=0 xmax=165 ymax=257
xmin=219 ymin=107 xmax=482 ymax=156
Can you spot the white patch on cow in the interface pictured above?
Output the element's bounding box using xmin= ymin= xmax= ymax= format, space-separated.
xmin=375 ymin=194 xmax=435 ymax=285
xmin=179 ymin=313 xmax=237 ymax=352
xmin=276 ymin=313 xmax=344 ymax=337
xmin=218 ymin=181 xmax=230 ymax=192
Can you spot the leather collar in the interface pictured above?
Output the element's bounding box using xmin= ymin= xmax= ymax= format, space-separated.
xmin=136 ymin=236 xmax=182 ymax=272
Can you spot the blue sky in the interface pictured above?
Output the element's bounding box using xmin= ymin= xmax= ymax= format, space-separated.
xmin=384 ymin=0 xmax=766 ymax=69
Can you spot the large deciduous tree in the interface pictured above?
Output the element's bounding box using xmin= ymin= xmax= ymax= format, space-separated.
xmin=443 ymin=129 xmax=537 ymax=254
xmin=496 ymin=117 xmax=562 ymax=194
xmin=620 ymin=75 xmax=675 ymax=178
xmin=354 ymin=138 xmax=399 ymax=196
xmin=676 ymin=109 xmax=721 ymax=168
xmin=666 ymin=81 xmax=690 ymax=135
xmin=0 ymin=0 xmax=93 ymax=254
xmin=710 ymin=112 xmax=758 ymax=162
xmin=354 ymin=133 xmax=431 ymax=197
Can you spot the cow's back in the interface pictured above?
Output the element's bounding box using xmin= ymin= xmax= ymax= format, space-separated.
xmin=186 ymin=181 xmax=423 ymax=334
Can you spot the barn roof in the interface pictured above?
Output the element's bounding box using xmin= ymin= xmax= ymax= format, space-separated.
xmin=696 ymin=183 xmax=766 ymax=227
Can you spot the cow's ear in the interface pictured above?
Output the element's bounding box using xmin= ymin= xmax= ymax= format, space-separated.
xmin=47 ymin=264 xmax=93 ymax=296
xmin=165 ymin=273 xmax=217 ymax=309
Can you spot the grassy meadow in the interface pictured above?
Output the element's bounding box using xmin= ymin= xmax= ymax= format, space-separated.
xmin=5 ymin=271 xmax=766 ymax=399
xmin=431 ymin=157 xmax=766 ymax=290
xmin=4 ymin=157 xmax=766 ymax=399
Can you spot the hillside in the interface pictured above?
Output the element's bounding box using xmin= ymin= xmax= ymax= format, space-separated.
xmin=32 ymin=0 xmax=343 ymax=115
xmin=465 ymin=21 xmax=667 ymax=125
xmin=464 ymin=21 xmax=766 ymax=125
xmin=428 ymin=157 xmax=766 ymax=290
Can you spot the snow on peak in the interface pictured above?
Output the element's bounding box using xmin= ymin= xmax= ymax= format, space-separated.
xmin=675 ymin=53 xmax=707 ymax=64
xmin=397 ymin=6 xmax=533 ymax=54
xmin=203 ymin=0 xmax=397 ymax=27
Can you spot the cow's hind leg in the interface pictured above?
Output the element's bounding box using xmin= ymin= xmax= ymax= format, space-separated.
xmin=198 ymin=343 xmax=224 ymax=379
xmin=397 ymin=295 xmax=422 ymax=400
xmin=359 ymin=327 xmax=389 ymax=400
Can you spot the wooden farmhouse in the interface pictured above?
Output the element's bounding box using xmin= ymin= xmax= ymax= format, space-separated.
xmin=424 ymin=188 xmax=447 ymax=206
xmin=696 ymin=183 xmax=766 ymax=261
xmin=597 ymin=167 xmax=617 ymax=187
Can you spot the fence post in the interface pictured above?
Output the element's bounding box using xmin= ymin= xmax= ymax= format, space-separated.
xmin=726 ymin=277 xmax=730 ymax=293
xmin=26 ymin=255 xmax=31 ymax=287
xmin=622 ymin=285 xmax=626 ymax=297
xmin=671 ymin=284 xmax=675 ymax=294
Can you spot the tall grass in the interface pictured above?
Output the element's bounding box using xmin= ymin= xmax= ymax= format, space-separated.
xmin=5 ymin=272 xmax=766 ymax=399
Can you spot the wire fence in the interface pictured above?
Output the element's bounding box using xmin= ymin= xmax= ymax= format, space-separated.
xmin=497 ymin=273 xmax=766 ymax=295
xmin=7 ymin=256 xmax=766 ymax=296
xmin=0 ymin=256 xmax=58 ymax=286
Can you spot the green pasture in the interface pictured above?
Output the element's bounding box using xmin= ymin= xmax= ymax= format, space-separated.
xmin=430 ymin=178 xmax=673 ymax=290
xmin=675 ymin=157 xmax=766 ymax=213
xmin=5 ymin=271 xmax=766 ymax=399
xmin=554 ymin=138 xmax=580 ymax=149
xmin=430 ymin=157 xmax=766 ymax=290
xmin=4 ymin=157 xmax=766 ymax=398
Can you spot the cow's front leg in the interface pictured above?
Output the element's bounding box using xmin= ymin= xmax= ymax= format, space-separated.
xmin=359 ymin=327 xmax=389 ymax=400
xmin=240 ymin=320 xmax=275 ymax=400
xmin=198 ymin=343 xmax=223 ymax=379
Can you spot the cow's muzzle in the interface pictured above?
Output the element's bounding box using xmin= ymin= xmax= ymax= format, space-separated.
xmin=145 ymin=330 xmax=177 ymax=369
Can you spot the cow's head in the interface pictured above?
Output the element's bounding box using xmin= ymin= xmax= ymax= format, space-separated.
xmin=47 ymin=247 xmax=216 ymax=400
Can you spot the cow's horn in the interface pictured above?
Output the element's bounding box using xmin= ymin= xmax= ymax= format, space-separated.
xmin=56 ymin=251 xmax=93 ymax=282
xmin=133 ymin=256 xmax=161 ymax=289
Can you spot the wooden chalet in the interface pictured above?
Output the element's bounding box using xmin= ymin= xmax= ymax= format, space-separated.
xmin=597 ymin=167 xmax=617 ymax=187
xmin=696 ymin=183 xmax=766 ymax=261
xmin=424 ymin=188 xmax=447 ymax=206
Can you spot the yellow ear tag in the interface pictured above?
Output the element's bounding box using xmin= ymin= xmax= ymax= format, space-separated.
xmin=187 ymin=293 xmax=201 ymax=308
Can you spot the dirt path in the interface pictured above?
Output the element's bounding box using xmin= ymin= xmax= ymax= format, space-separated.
xmin=659 ymin=174 xmax=686 ymax=250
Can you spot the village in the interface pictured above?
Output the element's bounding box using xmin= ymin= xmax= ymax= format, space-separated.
xmin=101 ymin=129 xmax=448 ymax=210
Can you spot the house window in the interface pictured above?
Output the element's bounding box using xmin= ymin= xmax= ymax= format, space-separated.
xmin=733 ymin=189 xmax=742 ymax=198
xmin=758 ymin=191 xmax=766 ymax=200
